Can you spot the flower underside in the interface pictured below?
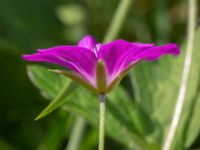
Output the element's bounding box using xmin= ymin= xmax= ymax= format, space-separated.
xmin=22 ymin=35 xmax=180 ymax=94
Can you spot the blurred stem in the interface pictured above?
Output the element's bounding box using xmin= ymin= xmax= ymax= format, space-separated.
xmin=65 ymin=116 xmax=86 ymax=150
xmin=98 ymin=94 xmax=106 ymax=150
xmin=162 ymin=0 xmax=197 ymax=150
xmin=103 ymin=0 xmax=133 ymax=43
xmin=154 ymin=0 xmax=170 ymax=43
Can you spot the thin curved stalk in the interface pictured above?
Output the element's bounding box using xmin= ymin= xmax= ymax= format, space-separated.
xmin=162 ymin=0 xmax=197 ymax=149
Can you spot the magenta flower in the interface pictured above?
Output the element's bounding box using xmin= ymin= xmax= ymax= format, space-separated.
xmin=22 ymin=35 xmax=180 ymax=94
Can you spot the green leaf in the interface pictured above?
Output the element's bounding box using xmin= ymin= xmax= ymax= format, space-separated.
xmin=35 ymin=82 xmax=76 ymax=120
xmin=27 ymin=65 xmax=65 ymax=99
xmin=172 ymin=26 xmax=200 ymax=149
xmin=28 ymin=64 xmax=151 ymax=149
xmin=130 ymin=26 xmax=200 ymax=149
xmin=37 ymin=110 xmax=73 ymax=150
xmin=0 ymin=138 xmax=17 ymax=150
xmin=27 ymin=65 xmax=77 ymax=120
xmin=79 ymin=128 xmax=98 ymax=150
xmin=63 ymin=86 xmax=151 ymax=149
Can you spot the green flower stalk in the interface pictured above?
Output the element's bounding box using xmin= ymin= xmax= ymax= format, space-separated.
xmin=99 ymin=94 xmax=106 ymax=150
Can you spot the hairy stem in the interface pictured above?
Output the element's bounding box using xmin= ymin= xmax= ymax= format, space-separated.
xmin=98 ymin=94 xmax=106 ymax=150
xmin=65 ymin=116 xmax=86 ymax=150
xmin=162 ymin=0 xmax=197 ymax=149
xmin=97 ymin=0 xmax=133 ymax=149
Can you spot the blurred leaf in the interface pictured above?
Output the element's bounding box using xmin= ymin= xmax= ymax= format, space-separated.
xmin=27 ymin=65 xmax=77 ymax=120
xmin=56 ymin=4 xmax=86 ymax=26
xmin=37 ymin=110 xmax=73 ymax=150
xmin=27 ymin=65 xmax=65 ymax=99
xmin=0 ymin=138 xmax=16 ymax=150
xmin=79 ymin=128 xmax=98 ymax=150
xmin=68 ymin=86 xmax=150 ymax=149
xmin=34 ymin=82 xmax=76 ymax=120
xmin=173 ymin=26 xmax=200 ymax=149
xmin=28 ymin=64 xmax=152 ymax=149
xmin=130 ymin=26 xmax=200 ymax=149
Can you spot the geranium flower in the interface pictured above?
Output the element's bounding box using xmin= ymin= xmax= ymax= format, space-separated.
xmin=22 ymin=35 xmax=180 ymax=94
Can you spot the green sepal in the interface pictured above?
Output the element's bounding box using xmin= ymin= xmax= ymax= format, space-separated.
xmin=96 ymin=59 xmax=107 ymax=94
xmin=49 ymin=69 xmax=98 ymax=94
xmin=106 ymin=62 xmax=139 ymax=93
xmin=35 ymin=81 xmax=76 ymax=120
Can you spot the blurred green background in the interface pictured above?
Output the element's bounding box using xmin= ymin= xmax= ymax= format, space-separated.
xmin=0 ymin=0 xmax=200 ymax=150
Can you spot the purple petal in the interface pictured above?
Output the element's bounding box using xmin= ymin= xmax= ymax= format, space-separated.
xmin=22 ymin=45 xmax=97 ymax=85
xmin=78 ymin=35 xmax=100 ymax=56
xmin=137 ymin=43 xmax=180 ymax=61
xmin=113 ymin=43 xmax=180 ymax=81
xmin=98 ymin=41 xmax=180 ymax=84
xmin=131 ymin=42 xmax=155 ymax=48
xmin=98 ymin=40 xmax=153 ymax=83
xmin=98 ymin=40 xmax=133 ymax=76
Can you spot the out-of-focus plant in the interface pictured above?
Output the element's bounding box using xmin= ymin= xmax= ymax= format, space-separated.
xmin=1 ymin=0 xmax=200 ymax=149
xmin=163 ymin=0 xmax=197 ymax=149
